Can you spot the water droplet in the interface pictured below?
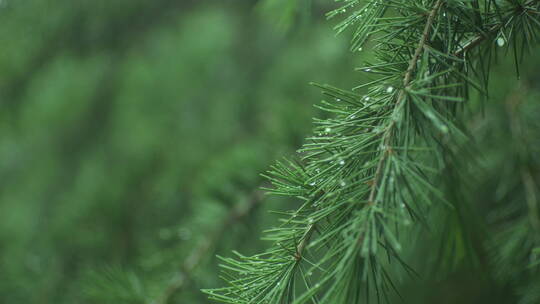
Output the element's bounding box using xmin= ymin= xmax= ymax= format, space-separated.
xmin=324 ymin=127 xmax=332 ymax=133
xmin=339 ymin=160 xmax=345 ymax=165
xmin=309 ymin=182 xmax=316 ymax=186
xmin=440 ymin=125 xmax=449 ymax=133
xmin=386 ymin=86 xmax=394 ymax=93
xmin=308 ymin=218 xmax=314 ymax=224
xmin=400 ymin=203 xmax=406 ymax=208
xmin=342 ymin=9 xmax=346 ymax=13
xmin=364 ymin=68 xmax=372 ymax=72
xmin=497 ymin=37 xmax=505 ymax=47
xmin=307 ymin=271 xmax=313 ymax=276
xmin=340 ymin=180 xmax=346 ymax=187
xmin=358 ymin=47 xmax=363 ymax=51
xmin=364 ymin=96 xmax=371 ymax=101
xmin=336 ymin=98 xmax=341 ymax=102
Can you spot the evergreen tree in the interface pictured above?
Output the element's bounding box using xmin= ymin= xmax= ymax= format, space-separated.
xmin=205 ymin=0 xmax=540 ymax=303
xmin=1 ymin=1 xmax=539 ymax=303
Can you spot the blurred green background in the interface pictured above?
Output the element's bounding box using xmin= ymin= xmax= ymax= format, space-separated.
xmin=0 ymin=0 xmax=358 ymax=303
xmin=1 ymin=1 xmax=539 ymax=304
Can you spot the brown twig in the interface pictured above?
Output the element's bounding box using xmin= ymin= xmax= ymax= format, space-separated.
xmin=367 ymin=0 xmax=445 ymax=206
xmin=155 ymin=186 xmax=266 ymax=304
xmin=294 ymin=224 xmax=316 ymax=262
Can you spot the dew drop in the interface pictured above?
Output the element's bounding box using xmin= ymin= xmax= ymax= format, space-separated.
xmin=336 ymin=98 xmax=342 ymax=102
xmin=339 ymin=160 xmax=345 ymax=166
xmin=340 ymin=180 xmax=346 ymax=187
xmin=324 ymin=127 xmax=332 ymax=133
xmin=309 ymin=181 xmax=316 ymax=186
xmin=497 ymin=37 xmax=505 ymax=47
xmin=364 ymin=96 xmax=371 ymax=101
xmin=364 ymin=68 xmax=372 ymax=72
xmin=307 ymin=271 xmax=313 ymax=276
xmin=440 ymin=125 xmax=449 ymax=133
xmin=358 ymin=47 xmax=363 ymax=51
xmin=386 ymin=86 xmax=394 ymax=93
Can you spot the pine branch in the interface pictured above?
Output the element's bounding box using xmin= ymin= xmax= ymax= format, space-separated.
xmin=205 ymin=1 xmax=540 ymax=302
xmin=367 ymin=0 xmax=444 ymax=206
xmin=454 ymin=0 xmax=540 ymax=57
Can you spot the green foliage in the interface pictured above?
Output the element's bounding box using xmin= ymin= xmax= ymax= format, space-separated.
xmin=1 ymin=1 xmax=539 ymax=303
xmin=0 ymin=1 xmax=356 ymax=303
xmin=206 ymin=0 xmax=540 ymax=303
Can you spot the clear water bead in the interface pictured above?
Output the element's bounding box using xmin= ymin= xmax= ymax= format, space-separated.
xmin=324 ymin=127 xmax=332 ymax=133
xmin=497 ymin=37 xmax=505 ymax=47
xmin=339 ymin=160 xmax=345 ymax=165
xmin=386 ymin=86 xmax=394 ymax=93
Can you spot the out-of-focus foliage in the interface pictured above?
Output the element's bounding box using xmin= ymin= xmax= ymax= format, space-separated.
xmin=0 ymin=1 xmax=356 ymax=303
xmin=205 ymin=0 xmax=540 ymax=303
xmin=1 ymin=0 xmax=539 ymax=303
